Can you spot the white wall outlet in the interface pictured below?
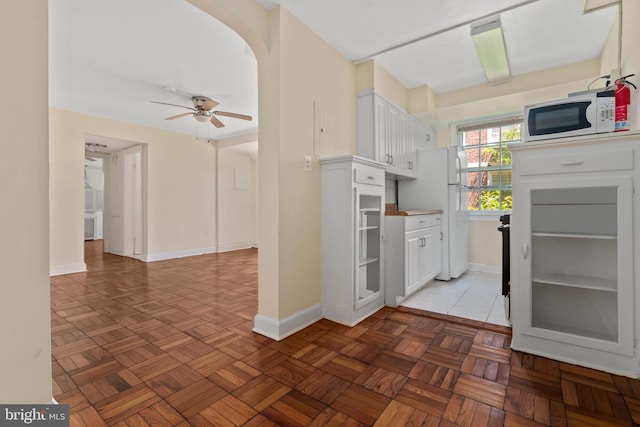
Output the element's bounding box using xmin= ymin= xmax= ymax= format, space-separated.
xmin=304 ymin=155 xmax=312 ymax=171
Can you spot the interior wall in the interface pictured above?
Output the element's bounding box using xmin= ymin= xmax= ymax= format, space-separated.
xmin=217 ymin=148 xmax=256 ymax=251
xmin=49 ymin=108 xmax=217 ymax=270
xmin=0 ymin=0 xmax=52 ymax=403
xmin=277 ymin=7 xmax=358 ymax=317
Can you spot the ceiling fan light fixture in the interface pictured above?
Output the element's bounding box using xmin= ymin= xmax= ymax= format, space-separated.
xmin=470 ymin=16 xmax=511 ymax=85
xmin=194 ymin=113 xmax=210 ymax=123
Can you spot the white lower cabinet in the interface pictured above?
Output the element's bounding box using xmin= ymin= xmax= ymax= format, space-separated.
xmin=321 ymin=155 xmax=386 ymax=326
xmin=385 ymin=214 xmax=442 ymax=307
xmin=511 ymin=135 xmax=640 ymax=377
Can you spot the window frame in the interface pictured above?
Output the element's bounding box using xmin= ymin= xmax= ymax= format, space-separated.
xmin=456 ymin=116 xmax=522 ymax=216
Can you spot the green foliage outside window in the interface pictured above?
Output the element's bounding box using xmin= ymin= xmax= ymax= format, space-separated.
xmin=463 ymin=123 xmax=520 ymax=211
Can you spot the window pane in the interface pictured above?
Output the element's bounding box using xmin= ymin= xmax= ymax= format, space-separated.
xmin=499 ymin=170 xmax=512 ymax=186
xmin=481 ymin=147 xmax=499 ymax=166
xmin=499 ymin=147 xmax=512 ymax=165
xmin=467 ymin=190 xmax=480 ymax=210
xmin=480 ymin=190 xmax=501 ymax=210
xmin=462 ymin=130 xmax=481 ymax=147
xmin=467 ymin=171 xmax=479 ymax=189
xmin=501 ymin=190 xmax=512 ymax=210
xmin=502 ymin=124 xmax=522 ymax=142
xmin=463 ymin=147 xmax=479 ymax=168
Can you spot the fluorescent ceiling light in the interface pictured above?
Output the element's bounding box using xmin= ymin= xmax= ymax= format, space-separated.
xmin=470 ymin=16 xmax=510 ymax=84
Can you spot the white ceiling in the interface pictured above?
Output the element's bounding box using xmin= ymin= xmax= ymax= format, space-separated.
xmin=50 ymin=0 xmax=617 ymax=150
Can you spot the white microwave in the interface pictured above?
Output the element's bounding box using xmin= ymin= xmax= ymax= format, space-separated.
xmin=523 ymin=91 xmax=615 ymax=141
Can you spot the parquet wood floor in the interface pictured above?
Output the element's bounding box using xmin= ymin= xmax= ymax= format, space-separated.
xmin=51 ymin=241 xmax=640 ymax=426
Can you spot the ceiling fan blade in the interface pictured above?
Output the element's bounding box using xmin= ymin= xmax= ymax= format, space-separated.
xmin=213 ymin=111 xmax=253 ymax=121
xmin=151 ymin=101 xmax=195 ymax=111
xmin=209 ymin=115 xmax=225 ymax=128
xmin=201 ymin=97 xmax=220 ymax=111
xmin=165 ymin=112 xmax=193 ymax=120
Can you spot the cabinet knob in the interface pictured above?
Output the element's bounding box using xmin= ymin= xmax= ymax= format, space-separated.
xmin=367 ymin=176 xmax=374 ymax=180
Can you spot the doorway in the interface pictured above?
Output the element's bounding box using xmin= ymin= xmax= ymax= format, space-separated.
xmin=105 ymin=144 xmax=144 ymax=258
xmin=84 ymin=137 xmax=145 ymax=261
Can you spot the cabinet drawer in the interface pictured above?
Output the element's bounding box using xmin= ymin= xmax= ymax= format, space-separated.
xmin=405 ymin=214 xmax=442 ymax=231
xmin=354 ymin=166 xmax=385 ymax=186
xmin=519 ymin=149 xmax=633 ymax=176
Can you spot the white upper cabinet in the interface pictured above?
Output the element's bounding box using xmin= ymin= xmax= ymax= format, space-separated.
xmin=357 ymin=90 xmax=434 ymax=179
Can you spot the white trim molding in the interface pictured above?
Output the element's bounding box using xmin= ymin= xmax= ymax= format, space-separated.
xmin=144 ymin=246 xmax=217 ymax=262
xmin=253 ymin=304 xmax=323 ymax=341
xmin=50 ymin=263 xmax=87 ymax=277
xmin=217 ymin=242 xmax=254 ymax=253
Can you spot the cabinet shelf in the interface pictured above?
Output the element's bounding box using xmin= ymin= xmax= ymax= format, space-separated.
xmin=360 ymin=208 xmax=380 ymax=212
xmin=532 ymin=273 xmax=616 ymax=292
xmin=359 ymin=257 xmax=379 ymax=266
xmin=531 ymin=321 xmax=617 ymax=343
xmin=532 ymin=232 xmax=616 ymax=240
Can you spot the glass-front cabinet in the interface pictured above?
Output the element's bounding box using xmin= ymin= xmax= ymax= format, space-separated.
xmin=511 ymin=138 xmax=639 ymax=377
xmin=521 ymin=178 xmax=633 ymax=355
xmin=355 ymin=193 xmax=383 ymax=309
xmin=321 ymin=155 xmax=385 ymax=326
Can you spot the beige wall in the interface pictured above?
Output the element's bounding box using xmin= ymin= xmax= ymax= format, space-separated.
xmin=50 ymin=108 xmax=217 ymax=268
xmin=217 ymin=148 xmax=256 ymax=250
xmin=277 ymin=8 xmax=358 ymax=317
xmin=0 ymin=1 xmax=52 ymax=403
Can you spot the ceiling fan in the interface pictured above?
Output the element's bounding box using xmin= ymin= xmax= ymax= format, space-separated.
xmin=151 ymin=96 xmax=252 ymax=128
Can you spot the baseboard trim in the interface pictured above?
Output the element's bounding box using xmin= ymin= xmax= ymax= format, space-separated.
xmin=50 ymin=263 xmax=87 ymax=276
xmin=468 ymin=263 xmax=501 ymax=274
xmin=144 ymin=247 xmax=217 ymax=262
xmin=253 ymin=304 xmax=323 ymax=341
xmin=217 ymin=242 xmax=253 ymax=253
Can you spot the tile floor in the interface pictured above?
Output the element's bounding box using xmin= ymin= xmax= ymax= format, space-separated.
xmin=401 ymin=271 xmax=512 ymax=327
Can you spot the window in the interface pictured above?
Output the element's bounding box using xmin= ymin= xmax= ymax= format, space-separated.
xmin=458 ymin=118 xmax=522 ymax=211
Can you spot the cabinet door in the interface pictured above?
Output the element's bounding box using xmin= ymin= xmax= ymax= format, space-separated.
xmin=516 ymin=175 xmax=633 ymax=355
xmin=422 ymin=226 xmax=442 ymax=283
xmin=405 ymin=229 xmax=422 ymax=295
xmin=374 ymin=96 xmax=388 ymax=165
xmin=354 ymin=187 xmax=384 ymax=310
xmin=386 ymin=106 xmax=400 ymax=173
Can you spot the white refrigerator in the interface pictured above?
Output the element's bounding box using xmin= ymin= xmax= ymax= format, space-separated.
xmin=397 ymin=146 xmax=469 ymax=280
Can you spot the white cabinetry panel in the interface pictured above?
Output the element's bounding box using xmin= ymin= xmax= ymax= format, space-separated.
xmin=511 ymin=136 xmax=639 ymax=376
xmin=321 ymin=155 xmax=386 ymax=326
xmin=357 ymin=90 xmax=434 ymax=179
xmin=385 ymin=214 xmax=442 ymax=307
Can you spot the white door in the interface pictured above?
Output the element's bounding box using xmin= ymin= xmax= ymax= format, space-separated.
xmin=106 ymin=145 xmax=144 ymax=258
xmin=107 ymin=153 xmax=125 ymax=255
